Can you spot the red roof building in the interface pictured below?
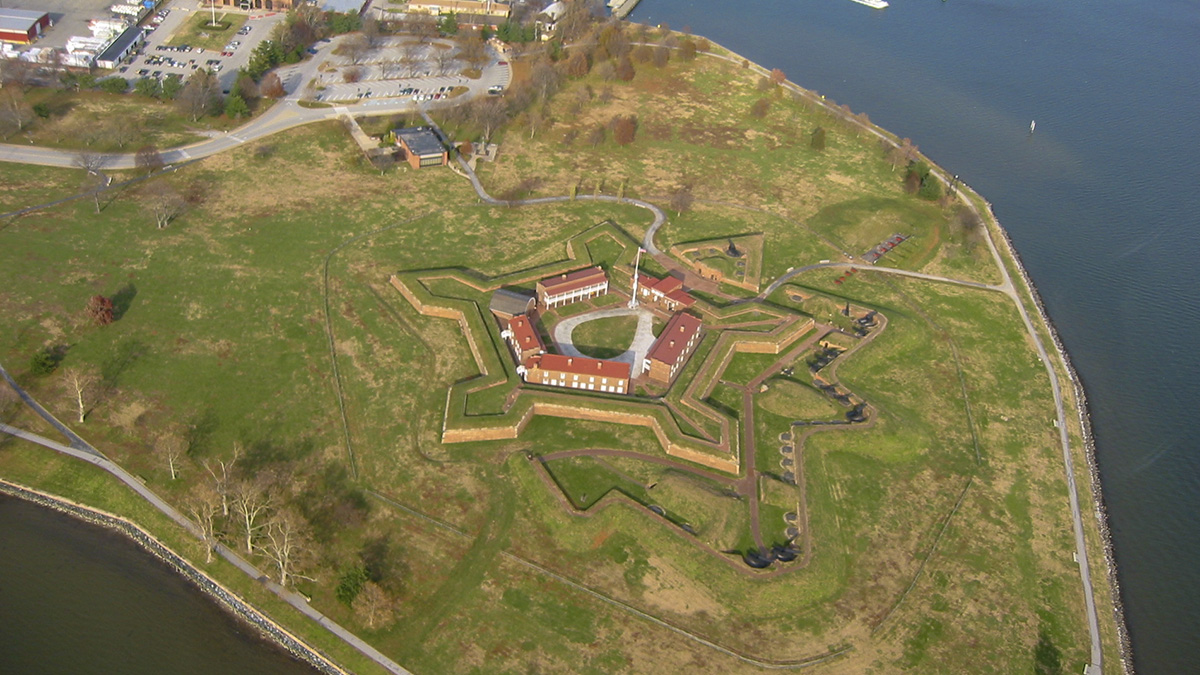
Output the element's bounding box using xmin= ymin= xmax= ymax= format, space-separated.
xmin=643 ymin=312 xmax=703 ymax=384
xmin=522 ymin=353 xmax=631 ymax=395
xmin=503 ymin=314 xmax=545 ymax=363
xmin=536 ymin=267 xmax=608 ymax=310
xmin=636 ymin=273 xmax=696 ymax=312
xmin=0 ymin=9 xmax=49 ymax=45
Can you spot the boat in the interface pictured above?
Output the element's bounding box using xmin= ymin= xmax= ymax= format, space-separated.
xmin=849 ymin=0 xmax=889 ymax=8
xmin=1030 ymin=120 xmax=1036 ymax=133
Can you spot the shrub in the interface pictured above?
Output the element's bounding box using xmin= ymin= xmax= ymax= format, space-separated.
xmin=811 ymin=127 xmax=826 ymax=151
xmin=29 ymin=347 xmax=62 ymax=375
xmin=97 ymin=77 xmax=128 ymax=94
xmin=750 ymin=97 xmax=771 ymax=118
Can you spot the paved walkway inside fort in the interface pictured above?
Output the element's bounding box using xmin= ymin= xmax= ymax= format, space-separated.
xmin=552 ymin=306 xmax=656 ymax=369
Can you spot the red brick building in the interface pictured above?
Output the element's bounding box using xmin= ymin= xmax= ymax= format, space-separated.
xmin=643 ymin=312 xmax=703 ymax=384
xmin=522 ymin=354 xmax=631 ymax=395
xmin=536 ymin=267 xmax=608 ymax=310
xmin=635 ymin=273 xmax=696 ymax=312
xmin=503 ymin=314 xmax=545 ymax=363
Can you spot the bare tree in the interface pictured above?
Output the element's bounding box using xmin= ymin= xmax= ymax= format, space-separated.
xmin=103 ymin=117 xmax=140 ymax=149
xmin=587 ymin=124 xmax=605 ymax=147
xmin=259 ymin=72 xmax=285 ymax=99
xmin=433 ymin=48 xmax=454 ymax=76
xmin=184 ymin=482 xmax=223 ymax=563
xmin=362 ymin=16 xmax=382 ymax=48
xmin=530 ymin=59 xmax=561 ymax=101
xmin=458 ymin=33 xmax=489 ymax=70
xmin=73 ymin=150 xmax=111 ymax=214
xmin=670 ymin=185 xmax=694 ymax=215
xmin=135 ymin=145 xmax=165 ymax=175
xmin=341 ymin=34 xmax=370 ymax=65
xmin=261 ymin=508 xmax=313 ymax=587
xmin=155 ymin=429 xmax=188 ymax=480
xmin=399 ymin=43 xmax=421 ymax=77
xmin=470 ymin=98 xmax=508 ymax=143
xmin=352 ymin=582 xmax=395 ymax=629
xmin=176 ymin=70 xmax=221 ymax=122
xmin=0 ymin=380 xmax=19 ymax=426
xmin=232 ymin=476 xmax=275 ymax=554
xmin=62 ymin=367 xmax=98 ymax=424
xmin=142 ymin=180 xmax=185 ymax=229
xmin=202 ymin=443 xmax=241 ymax=517
xmin=0 ymin=88 xmax=34 ymax=137
xmin=370 ymin=153 xmax=395 ymax=175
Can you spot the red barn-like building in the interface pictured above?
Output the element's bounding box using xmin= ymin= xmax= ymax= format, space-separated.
xmin=0 ymin=9 xmax=50 ymax=45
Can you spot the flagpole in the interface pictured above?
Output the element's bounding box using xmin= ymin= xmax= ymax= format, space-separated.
xmin=629 ymin=247 xmax=642 ymax=309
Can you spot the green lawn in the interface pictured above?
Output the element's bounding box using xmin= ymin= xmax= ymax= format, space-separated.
xmin=568 ymin=314 xmax=639 ymax=359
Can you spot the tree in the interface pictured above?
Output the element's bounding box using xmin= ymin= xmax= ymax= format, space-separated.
xmin=202 ymin=444 xmax=241 ymax=518
xmin=437 ymin=13 xmax=459 ymax=36
xmin=652 ymin=44 xmax=670 ymax=68
xmin=670 ymin=185 xmax=694 ymax=215
xmin=341 ymin=34 xmax=370 ymax=65
xmin=587 ymin=124 xmax=605 ymax=147
xmin=458 ymin=33 xmax=489 ymax=70
xmin=919 ymin=173 xmax=944 ymax=201
xmin=615 ymin=56 xmax=635 ymax=81
xmin=679 ymin=38 xmax=697 ymax=61
xmin=530 ymin=59 xmax=561 ymax=100
xmin=184 ymin=482 xmax=223 ymax=563
xmin=63 ymin=367 xmax=98 ymax=424
xmin=176 ymin=70 xmax=221 ymax=122
xmin=142 ymin=180 xmax=185 ymax=229
xmin=632 ymin=44 xmax=652 ymax=64
xmin=134 ymin=77 xmax=162 ymax=99
xmin=232 ymin=476 xmax=275 ymax=554
xmin=155 ymin=429 xmax=188 ymax=480
xmin=810 ymin=126 xmax=826 ymax=151
xmin=370 ymin=153 xmax=395 ymax=175
xmin=362 ymin=16 xmax=383 ymax=47
xmin=224 ymin=92 xmax=251 ymax=119
xmin=30 ymin=346 xmax=63 ymax=376
xmin=135 ymin=145 xmax=165 ymax=175
xmin=261 ymin=508 xmax=313 ymax=587
xmin=0 ymin=88 xmax=34 ymax=137
xmin=86 ymin=295 xmax=115 ymax=325
xmin=73 ymin=150 xmax=111 ymax=214
xmin=470 ymin=97 xmax=509 ymax=143
xmin=259 ymin=72 xmax=285 ymax=99
xmin=611 ymin=114 xmax=637 ymax=145
xmin=750 ymin=97 xmax=771 ymax=118
xmin=352 ymin=582 xmax=396 ymax=629
xmin=770 ymin=68 xmax=786 ymax=86
xmin=160 ymin=74 xmax=184 ymax=100
xmin=565 ymin=51 xmax=590 ymax=78
xmin=97 ymin=77 xmax=128 ymax=94
xmin=102 ymin=117 xmax=140 ymax=150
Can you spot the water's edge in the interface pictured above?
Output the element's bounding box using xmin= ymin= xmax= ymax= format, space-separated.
xmin=0 ymin=479 xmax=346 ymax=675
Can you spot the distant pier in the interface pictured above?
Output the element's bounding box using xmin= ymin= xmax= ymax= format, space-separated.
xmin=610 ymin=0 xmax=642 ymax=20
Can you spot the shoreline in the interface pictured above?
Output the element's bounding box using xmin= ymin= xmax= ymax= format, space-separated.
xmin=0 ymin=478 xmax=347 ymax=675
xmin=980 ymin=203 xmax=1135 ymax=674
xmin=699 ymin=38 xmax=1132 ymax=672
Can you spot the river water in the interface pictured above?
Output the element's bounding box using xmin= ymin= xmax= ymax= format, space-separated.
xmin=0 ymin=494 xmax=318 ymax=675
xmin=627 ymin=0 xmax=1200 ymax=672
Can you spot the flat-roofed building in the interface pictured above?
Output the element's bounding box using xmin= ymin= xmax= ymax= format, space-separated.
xmin=404 ymin=0 xmax=511 ymax=19
xmin=503 ymin=314 xmax=545 ymax=363
xmin=635 ymin=273 xmax=696 ymax=312
xmin=536 ymin=267 xmax=608 ymax=310
xmin=0 ymin=9 xmax=50 ymax=45
xmin=395 ymin=126 xmax=447 ymax=169
xmin=643 ymin=312 xmax=703 ymax=384
xmin=95 ymin=25 xmax=143 ymax=70
xmin=522 ymin=353 xmax=631 ymax=395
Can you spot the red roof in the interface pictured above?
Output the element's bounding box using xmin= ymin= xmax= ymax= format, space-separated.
xmin=539 ymin=267 xmax=607 ymax=296
xmin=646 ymin=312 xmax=703 ymax=366
xmin=526 ymin=353 xmax=631 ymax=380
xmin=637 ymin=273 xmax=694 ymax=306
xmin=508 ymin=315 xmax=544 ymax=353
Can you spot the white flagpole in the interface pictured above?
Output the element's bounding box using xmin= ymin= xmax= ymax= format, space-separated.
xmin=629 ymin=248 xmax=642 ymax=308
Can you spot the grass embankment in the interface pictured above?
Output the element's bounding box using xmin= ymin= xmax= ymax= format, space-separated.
xmin=0 ymin=28 xmax=1113 ymax=674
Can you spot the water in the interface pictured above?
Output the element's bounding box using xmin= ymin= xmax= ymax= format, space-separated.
xmin=629 ymin=0 xmax=1200 ymax=671
xmin=0 ymin=494 xmax=319 ymax=675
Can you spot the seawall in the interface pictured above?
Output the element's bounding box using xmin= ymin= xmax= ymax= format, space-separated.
xmin=0 ymin=479 xmax=347 ymax=675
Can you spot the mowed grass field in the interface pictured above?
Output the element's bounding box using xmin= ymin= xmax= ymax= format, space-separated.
xmin=0 ymin=39 xmax=1119 ymax=675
